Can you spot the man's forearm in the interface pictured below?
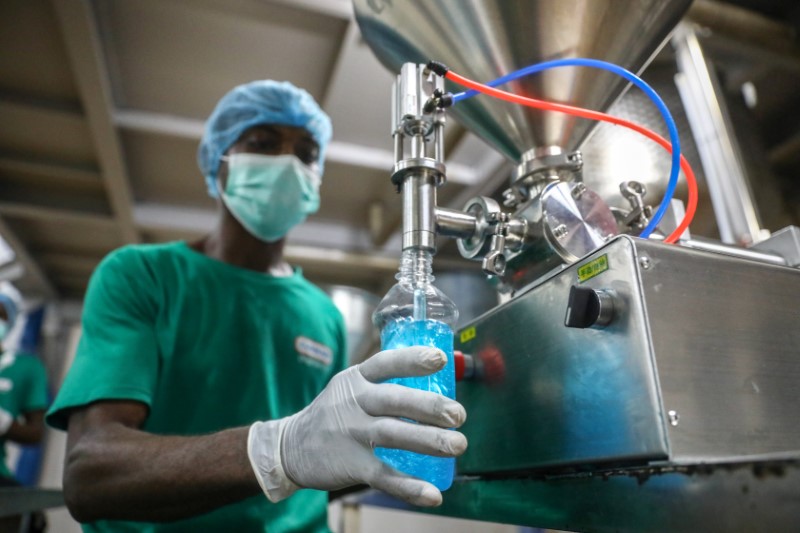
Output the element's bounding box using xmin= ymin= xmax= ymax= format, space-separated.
xmin=64 ymin=423 xmax=262 ymax=523
xmin=5 ymin=420 xmax=44 ymax=445
xmin=4 ymin=410 xmax=44 ymax=445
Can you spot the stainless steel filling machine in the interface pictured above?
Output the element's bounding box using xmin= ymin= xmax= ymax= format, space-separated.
xmin=351 ymin=1 xmax=800 ymax=531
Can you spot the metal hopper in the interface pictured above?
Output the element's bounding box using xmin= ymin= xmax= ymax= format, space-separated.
xmin=354 ymin=0 xmax=692 ymax=162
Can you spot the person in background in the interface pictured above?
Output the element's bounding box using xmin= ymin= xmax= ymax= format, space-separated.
xmin=0 ymin=284 xmax=49 ymax=532
xmin=46 ymin=80 xmax=467 ymax=532
xmin=0 ymin=286 xmax=48 ymax=485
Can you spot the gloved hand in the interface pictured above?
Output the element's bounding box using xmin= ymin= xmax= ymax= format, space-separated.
xmin=0 ymin=407 xmax=13 ymax=436
xmin=248 ymin=346 xmax=467 ymax=507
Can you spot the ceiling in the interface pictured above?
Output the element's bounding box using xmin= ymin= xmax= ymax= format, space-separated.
xmin=0 ymin=0 xmax=799 ymax=302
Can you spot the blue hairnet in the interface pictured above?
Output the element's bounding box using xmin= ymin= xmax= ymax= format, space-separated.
xmin=197 ymin=80 xmax=333 ymax=197
xmin=0 ymin=293 xmax=17 ymax=329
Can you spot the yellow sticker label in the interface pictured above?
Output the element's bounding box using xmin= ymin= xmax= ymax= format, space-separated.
xmin=460 ymin=326 xmax=476 ymax=344
xmin=577 ymin=254 xmax=609 ymax=282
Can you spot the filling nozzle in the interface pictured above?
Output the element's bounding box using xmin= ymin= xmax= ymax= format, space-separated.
xmin=388 ymin=63 xmax=508 ymax=268
xmin=399 ymin=170 xmax=440 ymax=252
xmin=391 ymin=63 xmax=452 ymax=253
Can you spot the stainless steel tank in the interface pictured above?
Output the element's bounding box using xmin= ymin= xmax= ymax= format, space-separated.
xmin=354 ymin=0 xmax=693 ymax=161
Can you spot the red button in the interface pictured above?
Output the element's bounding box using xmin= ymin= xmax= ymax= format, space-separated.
xmin=454 ymin=350 xmax=465 ymax=381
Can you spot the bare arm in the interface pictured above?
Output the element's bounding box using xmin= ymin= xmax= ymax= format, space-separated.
xmin=5 ymin=410 xmax=44 ymax=445
xmin=63 ymin=401 xmax=261 ymax=523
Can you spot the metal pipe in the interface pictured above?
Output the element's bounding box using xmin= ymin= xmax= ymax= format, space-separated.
xmin=402 ymin=173 xmax=437 ymax=252
xmin=392 ymin=63 xmax=449 ymax=254
xmin=687 ymin=0 xmax=797 ymax=56
xmin=393 ymin=132 xmax=403 ymax=163
xmin=434 ymin=114 xmax=445 ymax=163
xmin=672 ymin=23 xmax=766 ymax=246
xmin=410 ymin=134 xmax=424 ymax=158
xmin=435 ymin=207 xmax=477 ymax=240
xmin=680 ymin=238 xmax=787 ymax=266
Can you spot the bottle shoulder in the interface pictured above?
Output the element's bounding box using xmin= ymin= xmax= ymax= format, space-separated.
xmin=373 ymin=280 xmax=458 ymax=328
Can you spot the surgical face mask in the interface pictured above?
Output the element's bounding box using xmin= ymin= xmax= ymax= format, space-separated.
xmin=0 ymin=319 xmax=7 ymax=341
xmin=219 ymin=153 xmax=321 ymax=242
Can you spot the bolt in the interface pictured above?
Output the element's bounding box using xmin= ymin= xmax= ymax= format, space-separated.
xmin=552 ymin=224 xmax=569 ymax=240
xmin=620 ymin=180 xmax=647 ymax=199
xmin=502 ymin=189 xmax=517 ymax=208
xmin=668 ymin=410 xmax=680 ymax=427
xmin=571 ymin=182 xmax=587 ymax=200
xmin=638 ymin=255 xmax=652 ymax=270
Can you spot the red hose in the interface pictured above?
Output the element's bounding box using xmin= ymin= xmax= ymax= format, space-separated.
xmin=445 ymin=71 xmax=697 ymax=244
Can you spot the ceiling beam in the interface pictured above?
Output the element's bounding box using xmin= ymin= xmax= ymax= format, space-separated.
xmin=769 ymin=131 xmax=800 ymax=167
xmin=444 ymin=151 xmax=511 ymax=211
xmin=132 ymin=203 xmax=399 ymax=273
xmin=0 ymin=263 xmax=26 ymax=284
xmin=261 ymin=0 xmax=351 ymax=20
xmin=133 ymin=203 xmax=215 ymax=234
xmin=687 ymin=0 xmax=798 ymax=58
xmin=0 ymin=155 xmax=101 ymax=185
xmin=324 ymin=141 xmax=481 ymax=185
xmin=50 ymin=273 xmax=91 ymax=291
xmin=113 ymin=109 xmax=481 ymax=184
xmin=131 ymin=201 xmax=467 ymax=273
xmin=113 ymin=109 xmax=205 ymax=139
xmin=38 ymin=252 xmax=101 ymax=275
xmin=133 ymin=202 xmax=373 ymax=250
xmin=321 ymin=18 xmax=360 ymax=110
xmin=285 ymin=243 xmax=397 ymax=274
xmin=286 ymin=242 xmax=467 ymax=272
xmin=0 ymin=96 xmax=83 ymax=120
xmin=0 ymin=217 xmax=57 ymax=300
xmin=0 ymin=202 xmax=117 ymax=229
xmin=51 ymin=0 xmax=140 ymax=244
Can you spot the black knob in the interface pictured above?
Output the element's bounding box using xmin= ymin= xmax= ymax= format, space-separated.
xmin=565 ymin=285 xmax=615 ymax=328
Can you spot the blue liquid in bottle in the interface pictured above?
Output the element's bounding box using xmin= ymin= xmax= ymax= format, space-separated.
xmin=373 ymin=249 xmax=458 ymax=491
xmin=374 ymin=317 xmax=456 ymax=490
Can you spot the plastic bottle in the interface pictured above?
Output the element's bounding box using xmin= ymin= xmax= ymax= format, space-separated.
xmin=372 ymin=248 xmax=459 ymax=490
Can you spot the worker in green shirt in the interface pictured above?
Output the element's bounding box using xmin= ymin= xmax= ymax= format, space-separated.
xmin=0 ymin=286 xmax=48 ymax=486
xmin=0 ymin=285 xmax=49 ymax=533
xmin=46 ymin=80 xmax=467 ymax=532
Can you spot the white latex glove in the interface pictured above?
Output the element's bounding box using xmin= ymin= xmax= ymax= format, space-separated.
xmin=0 ymin=407 xmax=13 ymax=436
xmin=248 ymin=346 xmax=467 ymax=507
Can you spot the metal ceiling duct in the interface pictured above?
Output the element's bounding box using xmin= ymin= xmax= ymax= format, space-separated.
xmin=354 ymin=0 xmax=692 ymax=162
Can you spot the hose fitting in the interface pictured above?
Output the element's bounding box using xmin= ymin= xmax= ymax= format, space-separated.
xmin=426 ymin=60 xmax=449 ymax=77
xmin=423 ymin=89 xmax=455 ymax=113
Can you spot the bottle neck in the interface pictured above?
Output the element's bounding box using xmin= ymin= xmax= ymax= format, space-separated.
xmin=397 ymin=248 xmax=434 ymax=289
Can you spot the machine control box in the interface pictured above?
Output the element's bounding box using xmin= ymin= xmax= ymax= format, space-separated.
xmin=455 ymin=236 xmax=800 ymax=475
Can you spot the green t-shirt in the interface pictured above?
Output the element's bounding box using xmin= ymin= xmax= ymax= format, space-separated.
xmin=0 ymin=350 xmax=49 ymax=479
xmin=47 ymin=242 xmax=347 ymax=533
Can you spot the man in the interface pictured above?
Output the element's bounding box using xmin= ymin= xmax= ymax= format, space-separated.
xmin=0 ymin=286 xmax=48 ymax=485
xmin=0 ymin=285 xmax=49 ymax=533
xmin=46 ymin=81 xmax=467 ymax=532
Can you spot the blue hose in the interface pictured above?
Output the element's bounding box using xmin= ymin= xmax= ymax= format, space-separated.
xmin=452 ymin=58 xmax=680 ymax=239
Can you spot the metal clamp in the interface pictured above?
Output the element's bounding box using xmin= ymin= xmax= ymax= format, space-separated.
xmin=482 ymin=212 xmax=509 ymax=276
xmin=504 ymin=150 xmax=584 ymax=208
xmin=620 ymin=180 xmax=653 ymax=231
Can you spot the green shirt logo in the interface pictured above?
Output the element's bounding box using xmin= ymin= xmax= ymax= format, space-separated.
xmin=295 ymin=336 xmax=333 ymax=366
